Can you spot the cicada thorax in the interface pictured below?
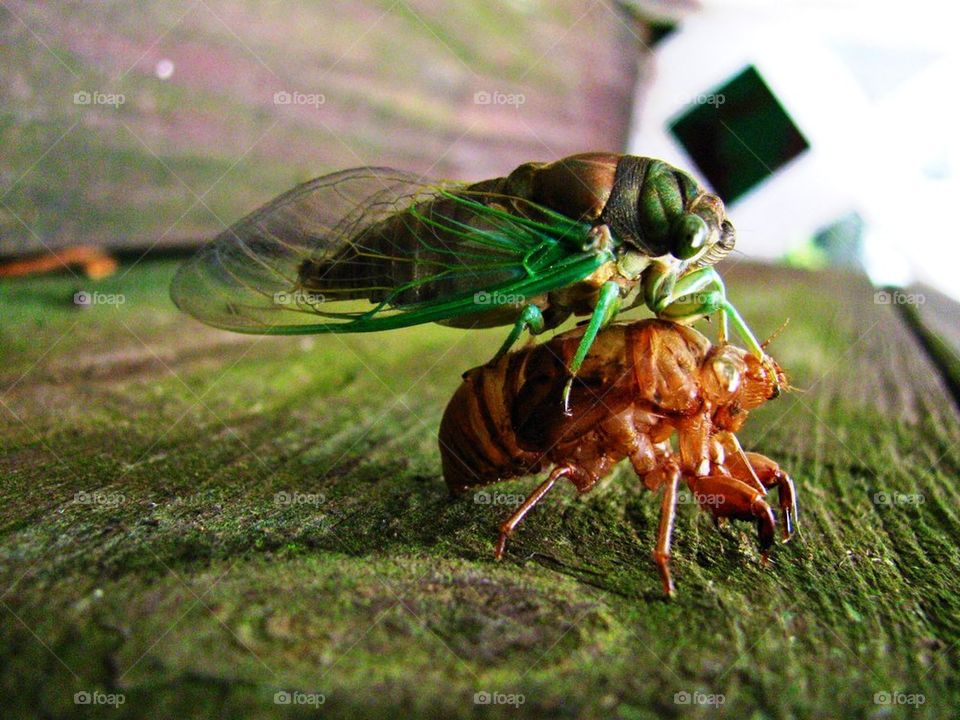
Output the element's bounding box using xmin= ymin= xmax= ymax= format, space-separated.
xmin=602 ymin=156 xmax=703 ymax=257
xmin=507 ymin=153 xmax=729 ymax=261
xmin=494 ymin=152 xmax=617 ymax=224
xmin=527 ymin=319 xmax=714 ymax=426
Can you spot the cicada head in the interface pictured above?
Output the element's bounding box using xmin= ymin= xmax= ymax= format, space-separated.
xmin=703 ymin=346 xmax=785 ymax=431
xmin=738 ymin=351 xmax=786 ymax=407
xmin=680 ymin=193 xmax=737 ymax=270
xmin=605 ymin=158 xmax=736 ymax=267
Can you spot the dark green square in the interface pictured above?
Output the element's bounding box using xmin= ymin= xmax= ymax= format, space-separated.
xmin=668 ymin=65 xmax=809 ymax=203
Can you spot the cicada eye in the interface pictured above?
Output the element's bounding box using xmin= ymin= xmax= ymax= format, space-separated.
xmin=711 ymin=356 xmax=742 ymax=394
xmin=719 ymin=220 xmax=736 ymax=251
xmin=672 ymin=213 xmax=709 ymax=260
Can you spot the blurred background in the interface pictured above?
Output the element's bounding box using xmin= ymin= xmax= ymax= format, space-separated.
xmin=0 ymin=0 xmax=956 ymax=300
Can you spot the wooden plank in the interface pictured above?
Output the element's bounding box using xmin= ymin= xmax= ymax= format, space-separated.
xmin=903 ymin=283 xmax=960 ymax=404
xmin=1 ymin=260 xmax=958 ymax=718
xmin=0 ymin=0 xmax=643 ymax=255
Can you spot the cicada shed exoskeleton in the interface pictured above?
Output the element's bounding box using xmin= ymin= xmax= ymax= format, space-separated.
xmin=439 ymin=319 xmax=798 ymax=595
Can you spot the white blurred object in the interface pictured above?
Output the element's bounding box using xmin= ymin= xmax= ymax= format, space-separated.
xmin=627 ymin=0 xmax=960 ymax=301
xmin=155 ymin=58 xmax=175 ymax=80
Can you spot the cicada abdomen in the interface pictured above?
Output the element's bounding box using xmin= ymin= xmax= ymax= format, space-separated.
xmin=293 ymin=173 xmax=593 ymax=329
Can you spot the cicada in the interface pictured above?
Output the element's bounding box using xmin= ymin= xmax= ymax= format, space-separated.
xmin=439 ymin=318 xmax=798 ymax=595
xmin=171 ymin=153 xmax=766 ymax=394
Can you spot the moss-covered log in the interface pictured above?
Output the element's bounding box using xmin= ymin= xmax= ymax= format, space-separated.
xmin=1 ymin=261 xmax=958 ymax=718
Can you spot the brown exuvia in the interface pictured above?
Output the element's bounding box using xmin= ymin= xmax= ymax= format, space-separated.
xmin=439 ymin=319 xmax=797 ymax=595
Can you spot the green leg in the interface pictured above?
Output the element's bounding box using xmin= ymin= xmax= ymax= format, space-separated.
xmin=492 ymin=304 xmax=546 ymax=361
xmin=562 ymin=280 xmax=621 ymax=411
xmin=648 ymin=266 xmax=763 ymax=359
xmin=648 ymin=266 xmax=780 ymax=395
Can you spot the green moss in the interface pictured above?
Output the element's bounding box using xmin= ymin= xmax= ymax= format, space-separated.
xmin=1 ymin=260 xmax=959 ymax=718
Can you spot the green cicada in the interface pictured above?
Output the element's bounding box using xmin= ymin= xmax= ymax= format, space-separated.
xmin=171 ymin=152 xmax=768 ymax=399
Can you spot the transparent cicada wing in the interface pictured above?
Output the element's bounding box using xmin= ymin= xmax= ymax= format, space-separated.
xmin=171 ymin=167 xmax=605 ymax=334
xmin=172 ymin=168 xmax=434 ymax=331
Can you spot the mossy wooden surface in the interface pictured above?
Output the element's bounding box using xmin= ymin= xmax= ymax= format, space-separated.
xmin=1 ymin=260 xmax=959 ymax=719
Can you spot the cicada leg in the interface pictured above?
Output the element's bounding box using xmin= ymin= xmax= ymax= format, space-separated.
xmin=492 ymin=304 xmax=546 ymax=362
xmin=746 ymin=451 xmax=798 ymax=541
xmin=494 ymin=464 xmax=579 ymax=560
xmin=720 ymin=443 xmax=799 ymax=542
xmin=650 ymin=458 xmax=682 ymax=597
xmin=561 ymin=280 xmax=622 ymax=411
xmin=646 ymin=264 xmax=779 ymax=395
xmin=688 ymin=473 xmax=777 ymax=563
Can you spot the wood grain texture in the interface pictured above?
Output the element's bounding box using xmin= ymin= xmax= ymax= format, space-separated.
xmin=0 ymin=0 xmax=643 ymax=256
xmin=903 ymin=284 xmax=960 ymax=403
xmin=1 ymin=260 xmax=959 ymax=718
